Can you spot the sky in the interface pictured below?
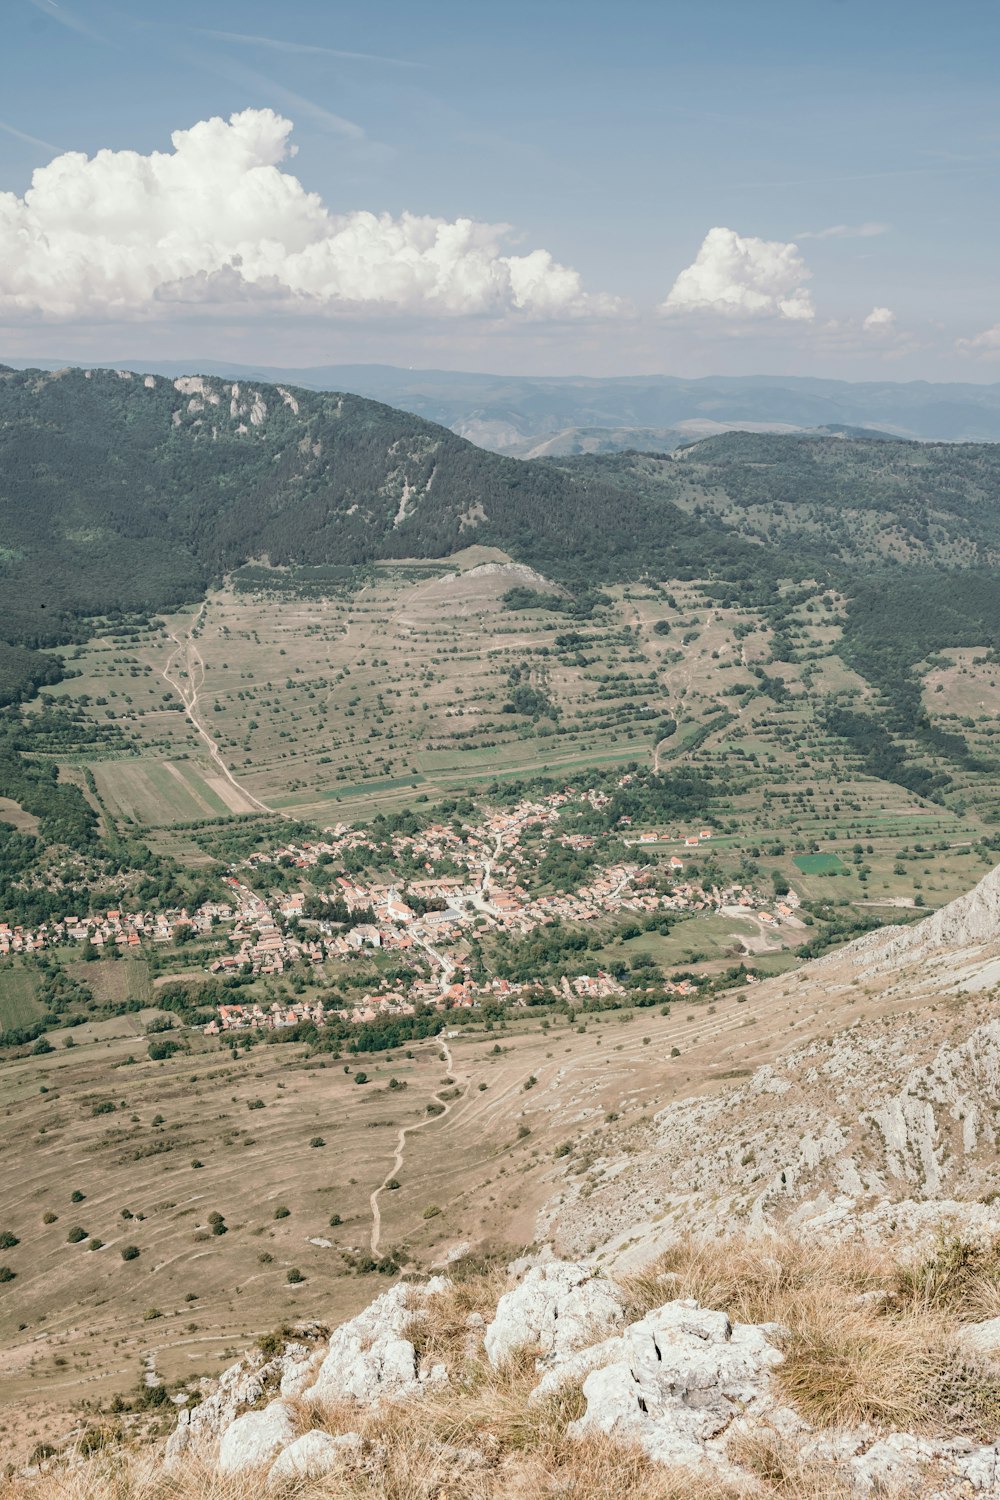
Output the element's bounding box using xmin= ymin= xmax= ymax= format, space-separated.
xmin=1 ymin=0 xmax=1000 ymax=379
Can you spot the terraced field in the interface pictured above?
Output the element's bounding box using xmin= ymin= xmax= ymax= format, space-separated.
xmin=37 ymin=548 xmax=998 ymax=916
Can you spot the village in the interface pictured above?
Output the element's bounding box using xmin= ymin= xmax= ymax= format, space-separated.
xmin=0 ymin=781 xmax=802 ymax=1035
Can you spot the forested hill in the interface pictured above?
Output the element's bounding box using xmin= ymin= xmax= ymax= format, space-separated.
xmin=560 ymin=432 xmax=1000 ymax=569
xmin=0 ymin=365 xmax=764 ymax=702
xmin=5 ymin=365 xmax=1000 ymax=711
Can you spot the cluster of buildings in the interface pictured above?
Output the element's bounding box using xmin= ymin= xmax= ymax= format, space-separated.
xmin=0 ymin=902 xmax=233 ymax=958
xmin=1 ymin=777 xmax=797 ymax=1037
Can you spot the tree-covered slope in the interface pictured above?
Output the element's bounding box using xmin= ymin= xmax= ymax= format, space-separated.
xmin=565 ymin=433 xmax=1000 ymax=569
xmin=0 ymin=366 xmax=769 ymax=697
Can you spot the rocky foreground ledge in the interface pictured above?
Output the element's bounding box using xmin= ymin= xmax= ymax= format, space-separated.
xmin=164 ymin=1253 xmax=1000 ymax=1497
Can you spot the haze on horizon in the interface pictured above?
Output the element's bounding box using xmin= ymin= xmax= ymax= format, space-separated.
xmin=2 ymin=0 xmax=999 ymax=381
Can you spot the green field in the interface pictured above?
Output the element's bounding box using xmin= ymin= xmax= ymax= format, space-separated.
xmin=0 ymin=966 xmax=44 ymax=1032
xmin=794 ymin=853 xmax=849 ymax=874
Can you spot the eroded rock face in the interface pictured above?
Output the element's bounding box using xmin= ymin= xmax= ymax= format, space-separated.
xmin=164 ymin=1266 xmax=1000 ymax=1497
xmin=308 ymin=1277 xmax=451 ymax=1404
xmin=164 ymin=1342 xmax=311 ymax=1469
xmin=484 ymin=1261 xmax=625 ymax=1368
xmin=566 ymin=1300 xmax=789 ymax=1470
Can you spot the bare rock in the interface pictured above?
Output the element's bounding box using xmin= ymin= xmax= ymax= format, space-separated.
xmin=165 ymin=1344 xmax=308 ymax=1468
xmin=266 ymin=1430 xmax=362 ymax=1484
xmin=307 ymin=1278 xmax=450 ymax=1404
xmin=484 ymin=1261 xmax=625 ymax=1368
xmin=217 ymin=1399 xmax=296 ymax=1476
xmin=959 ymin=1315 xmax=1000 ymax=1356
xmin=567 ymin=1299 xmax=787 ymax=1471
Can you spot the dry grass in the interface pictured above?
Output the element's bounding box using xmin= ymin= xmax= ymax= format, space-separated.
xmin=618 ymin=1231 xmax=1000 ymax=1438
xmin=9 ymin=1233 xmax=1000 ymax=1499
xmin=404 ymin=1262 xmax=512 ymax=1370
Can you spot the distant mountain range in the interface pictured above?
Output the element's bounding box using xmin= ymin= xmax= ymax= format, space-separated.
xmin=8 ymin=360 xmax=1000 ymax=450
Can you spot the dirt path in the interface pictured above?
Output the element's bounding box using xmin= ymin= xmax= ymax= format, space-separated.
xmin=160 ymin=603 xmax=272 ymax=815
xmin=369 ymin=1039 xmax=456 ymax=1255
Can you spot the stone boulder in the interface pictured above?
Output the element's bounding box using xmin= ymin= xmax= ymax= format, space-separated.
xmin=217 ymin=1399 xmax=296 ymax=1477
xmin=567 ymin=1299 xmax=788 ymax=1470
xmin=484 ymin=1261 xmax=625 ymax=1369
xmin=266 ymin=1430 xmax=363 ymax=1484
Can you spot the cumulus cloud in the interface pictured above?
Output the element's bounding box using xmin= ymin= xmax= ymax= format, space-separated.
xmin=863 ymin=306 xmax=895 ymax=331
xmin=661 ymin=227 xmax=815 ymax=322
xmin=957 ymin=325 xmax=1000 ymax=356
xmin=0 ymin=109 xmax=619 ymax=321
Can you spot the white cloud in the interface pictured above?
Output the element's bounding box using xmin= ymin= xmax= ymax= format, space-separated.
xmin=797 ymin=222 xmax=889 ymax=241
xmin=0 ymin=109 xmax=619 ymax=322
xmin=957 ymin=325 xmax=1000 ymax=356
xmin=661 ymin=227 xmax=814 ymax=322
xmin=863 ymin=306 xmax=895 ymax=332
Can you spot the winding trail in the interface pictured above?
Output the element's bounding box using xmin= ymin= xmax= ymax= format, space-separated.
xmin=160 ymin=602 xmax=272 ymax=815
xmin=369 ymin=1039 xmax=456 ymax=1255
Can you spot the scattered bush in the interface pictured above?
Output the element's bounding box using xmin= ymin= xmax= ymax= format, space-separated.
xmin=67 ymin=1226 xmax=87 ymax=1244
xmin=121 ymin=1245 xmax=140 ymax=1261
xmin=0 ymin=1266 xmax=15 ymax=1283
xmin=286 ymin=1268 xmax=304 ymax=1284
xmin=423 ymin=1204 xmax=442 ymax=1220
xmin=0 ymin=1232 xmax=19 ymax=1249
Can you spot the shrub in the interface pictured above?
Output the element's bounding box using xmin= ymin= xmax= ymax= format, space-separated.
xmin=42 ymin=1212 xmax=57 ymax=1224
xmin=273 ymin=1206 xmax=290 ymax=1220
xmin=554 ymin=1142 xmax=572 ymax=1158
xmin=207 ymin=1211 xmax=227 ymax=1236
xmin=143 ymin=1308 xmax=162 ymax=1321
xmin=0 ymin=1232 xmax=18 ymax=1249
xmin=148 ymin=1040 xmax=179 ymax=1061
xmin=671 ymin=1046 xmax=681 ymax=1057
xmin=523 ymin=1075 xmax=537 ymax=1090
xmin=329 ymin=1214 xmax=342 ymax=1227
xmin=258 ymin=1252 xmax=274 ymax=1265
xmin=309 ymin=1136 xmax=325 ymax=1148
xmin=121 ymin=1245 xmax=140 ymax=1261
xmin=354 ymin=1072 xmax=369 ymax=1085
xmin=386 ymin=1179 xmax=401 ymax=1191
xmin=91 ymin=1101 xmax=116 ymax=1116
xmin=423 ymin=1204 xmax=442 ymax=1220
xmin=70 ymin=1190 xmax=85 ymax=1203
xmin=89 ymin=1238 xmax=104 ymax=1251
xmin=247 ymin=1099 xmax=265 ymax=1111
xmin=191 ymin=1159 xmax=204 ymax=1169
xmin=67 ymin=1226 xmax=87 ymax=1244
xmin=0 ymin=1266 xmax=15 ymax=1283
xmin=286 ymin=1268 xmax=304 ymax=1284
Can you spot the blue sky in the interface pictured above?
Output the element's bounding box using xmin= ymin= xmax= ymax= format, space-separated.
xmin=2 ymin=0 xmax=999 ymax=377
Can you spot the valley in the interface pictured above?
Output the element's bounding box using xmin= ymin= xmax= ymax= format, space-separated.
xmin=4 ymin=369 xmax=1000 ymax=1482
